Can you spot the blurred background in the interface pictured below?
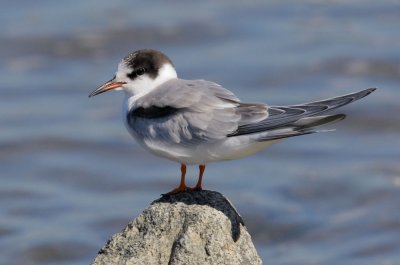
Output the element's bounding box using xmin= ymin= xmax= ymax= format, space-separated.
xmin=1 ymin=1 xmax=399 ymax=264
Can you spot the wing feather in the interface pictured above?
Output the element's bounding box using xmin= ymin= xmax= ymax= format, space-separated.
xmin=229 ymin=88 xmax=376 ymax=137
xmin=128 ymin=81 xmax=375 ymax=148
xmin=127 ymin=79 xmax=241 ymax=147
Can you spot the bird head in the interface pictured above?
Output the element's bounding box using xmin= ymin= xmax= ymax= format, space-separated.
xmin=89 ymin=49 xmax=177 ymax=97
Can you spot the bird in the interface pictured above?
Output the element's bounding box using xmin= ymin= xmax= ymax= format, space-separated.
xmin=89 ymin=49 xmax=376 ymax=195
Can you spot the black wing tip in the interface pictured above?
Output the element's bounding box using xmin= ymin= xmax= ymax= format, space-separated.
xmin=350 ymin=87 xmax=377 ymax=101
xmin=334 ymin=113 xmax=346 ymax=121
xmin=365 ymin=87 xmax=377 ymax=94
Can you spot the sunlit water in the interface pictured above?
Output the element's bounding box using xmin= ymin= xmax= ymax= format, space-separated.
xmin=1 ymin=1 xmax=399 ymax=264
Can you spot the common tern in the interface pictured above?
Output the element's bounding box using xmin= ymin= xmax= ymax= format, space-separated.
xmin=89 ymin=49 xmax=376 ymax=194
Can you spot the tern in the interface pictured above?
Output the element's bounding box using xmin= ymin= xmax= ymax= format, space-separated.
xmin=89 ymin=49 xmax=376 ymax=194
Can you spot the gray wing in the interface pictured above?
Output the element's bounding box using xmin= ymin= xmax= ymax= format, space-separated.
xmin=129 ymin=79 xmax=267 ymax=145
xmin=228 ymin=88 xmax=376 ymax=140
xmin=129 ymin=81 xmax=375 ymax=146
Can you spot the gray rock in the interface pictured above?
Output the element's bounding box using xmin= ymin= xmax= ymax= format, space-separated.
xmin=92 ymin=190 xmax=262 ymax=265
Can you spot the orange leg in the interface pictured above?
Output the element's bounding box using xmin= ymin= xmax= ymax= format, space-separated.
xmin=165 ymin=164 xmax=187 ymax=195
xmin=189 ymin=164 xmax=206 ymax=192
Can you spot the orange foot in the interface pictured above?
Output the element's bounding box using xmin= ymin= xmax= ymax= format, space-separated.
xmin=187 ymin=165 xmax=205 ymax=192
xmin=188 ymin=186 xmax=202 ymax=192
xmin=163 ymin=185 xmax=187 ymax=195
xmin=163 ymin=164 xmax=188 ymax=195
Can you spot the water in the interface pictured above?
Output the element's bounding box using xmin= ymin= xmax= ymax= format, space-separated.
xmin=1 ymin=1 xmax=399 ymax=264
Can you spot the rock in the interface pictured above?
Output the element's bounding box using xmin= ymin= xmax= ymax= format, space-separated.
xmin=92 ymin=190 xmax=262 ymax=265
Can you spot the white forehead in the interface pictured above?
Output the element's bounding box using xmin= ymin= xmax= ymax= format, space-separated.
xmin=115 ymin=60 xmax=132 ymax=81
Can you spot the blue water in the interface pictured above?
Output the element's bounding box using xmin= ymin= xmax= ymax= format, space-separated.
xmin=1 ymin=1 xmax=399 ymax=264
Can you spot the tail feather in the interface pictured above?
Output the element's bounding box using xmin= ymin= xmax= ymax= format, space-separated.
xmin=256 ymin=114 xmax=346 ymax=141
xmin=293 ymin=114 xmax=346 ymax=128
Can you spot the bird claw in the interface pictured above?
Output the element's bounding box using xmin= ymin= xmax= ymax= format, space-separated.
xmin=162 ymin=185 xmax=202 ymax=196
xmin=187 ymin=186 xmax=202 ymax=192
xmin=162 ymin=185 xmax=188 ymax=196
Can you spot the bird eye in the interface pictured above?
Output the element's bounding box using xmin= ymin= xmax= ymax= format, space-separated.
xmin=135 ymin=67 xmax=146 ymax=76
